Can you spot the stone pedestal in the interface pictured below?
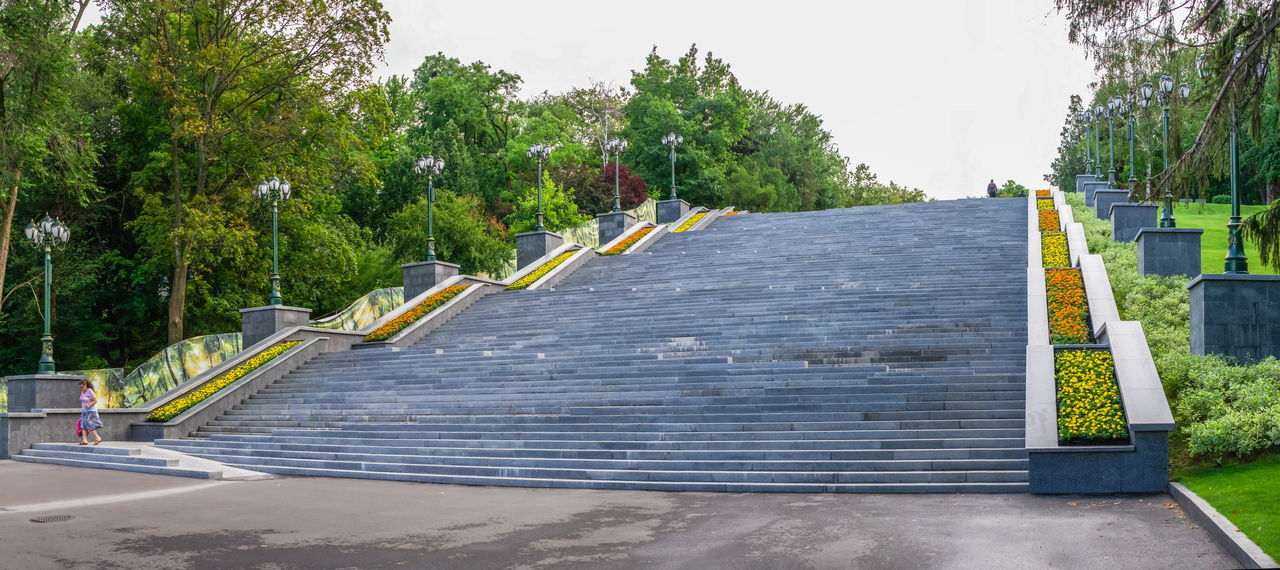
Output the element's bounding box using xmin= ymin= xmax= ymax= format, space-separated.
xmin=240 ymin=305 xmax=311 ymax=349
xmin=1108 ymin=203 xmax=1158 ymax=242
xmin=656 ymin=199 xmax=690 ymax=224
xmin=402 ymin=260 xmax=460 ymax=301
xmin=596 ymin=211 xmax=637 ymax=247
xmin=1092 ymin=190 xmax=1129 ymax=220
xmin=516 ymin=230 xmax=563 ymax=270
xmin=1189 ymin=274 xmax=1280 ymax=362
xmin=1136 ymin=228 xmax=1203 ymax=277
xmin=1083 ymin=182 xmax=1111 ymax=207
xmin=3 ymin=373 xmax=86 ymax=413
xmin=1075 ymin=174 xmax=1098 ymax=193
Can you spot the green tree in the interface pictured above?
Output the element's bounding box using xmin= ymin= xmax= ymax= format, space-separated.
xmin=503 ymin=173 xmax=589 ymax=234
xmin=106 ymin=0 xmax=391 ymax=343
xmin=388 ymin=189 xmax=509 ymax=277
xmin=0 ymin=0 xmax=96 ymax=316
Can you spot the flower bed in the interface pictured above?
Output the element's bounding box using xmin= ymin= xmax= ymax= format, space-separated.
xmin=721 ymin=210 xmax=743 ymax=216
xmin=1045 ymin=267 xmax=1092 ymax=344
xmin=671 ymin=212 xmax=707 ymax=232
xmin=1037 ymin=198 xmax=1055 ymax=210
xmin=507 ymin=250 xmax=577 ymax=290
xmin=1036 ymin=190 xmax=1051 ymax=198
xmin=600 ymin=226 xmax=656 ymax=256
xmin=1038 ymin=209 xmax=1060 ymax=232
xmin=1055 ymin=348 xmax=1129 ymax=444
xmin=363 ymin=284 xmax=471 ymax=341
xmin=1041 ymin=232 xmax=1069 ymax=268
xmin=146 ymin=341 xmax=301 ymax=422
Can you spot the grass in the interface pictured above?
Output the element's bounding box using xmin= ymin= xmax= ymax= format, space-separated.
xmin=1168 ymin=202 xmax=1277 ymax=275
xmin=1176 ymin=454 xmax=1280 ymax=559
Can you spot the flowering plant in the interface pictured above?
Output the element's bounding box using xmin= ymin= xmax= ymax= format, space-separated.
xmin=363 ymin=284 xmax=471 ymax=342
xmin=721 ymin=210 xmax=744 ymax=216
xmin=600 ymin=226 xmax=656 ymax=256
xmin=146 ymin=341 xmax=301 ymax=422
xmin=672 ymin=212 xmax=707 ymax=232
xmin=1036 ymin=190 xmax=1051 ymax=198
xmin=1037 ymin=198 xmax=1055 ymax=210
xmin=507 ymin=250 xmax=577 ymax=290
xmin=1038 ymin=209 xmax=1060 ymax=232
xmin=1045 ymin=268 xmax=1092 ymax=344
xmin=1041 ymin=232 xmax=1070 ymax=268
xmin=1056 ymin=349 xmax=1129 ymax=443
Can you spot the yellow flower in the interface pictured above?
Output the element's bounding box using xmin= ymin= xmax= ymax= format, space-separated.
xmin=672 ymin=212 xmax=708 ymax=232
xmin=508 ymin=251 xmax=577 ymax=290
xmin=146 ymin=341 xmax=301 ymax=422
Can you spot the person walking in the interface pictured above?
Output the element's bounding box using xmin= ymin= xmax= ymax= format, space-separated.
xmin=78 ymin=380 xmax=103 ymax=445
xmin=987 ymin=179 xmax=998 ymax=198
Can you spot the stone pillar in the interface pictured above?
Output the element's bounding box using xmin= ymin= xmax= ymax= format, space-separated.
xmin=1189 ymin=274 xmax=1280 ymax=362
xmin=596 ymin=211 xmax=637 ymax=247
xmin=1083 ymin=182 xmax=1111 ymax=207
xmin=402 ymin=260 xmax=460 ymax=301
xmin=4 ymin=373 xmax=86 ymax=413
xmin=656 ymin=199 xmax=690 ymax=224
xmin=1075 ymin=174 xmax=1098 ymax=193
xmin=516 ymin=230 xmax=563 ymax=270
xmin=1092 ymin=190 xmax=1129 ymax=220
xmin=1108 ymin=203 xmax=1158 ymax=242
xmin=240 ymin=305 xmax=311 ymax=349
xmin=1136 ymin=228 xmax=1203 ymax=277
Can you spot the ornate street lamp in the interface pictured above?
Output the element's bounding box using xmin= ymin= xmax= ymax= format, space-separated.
xmin=1078 ymin=112 xmax=1093 ymax=176
xmin=1157 ymin=75 xmax=1176 ymax=227
xmin=604 ymin=138 xmax=628 ymax=212
xmin=1082 ymin=110 xmax=1095 ymax=175
xmin=1138 ymin=82 xmax=1154 ymax=195
xmin=1106 ymin=97 xmax=1119 ymax=184
xmin=1116 ymin=97 xmax=1133 ymax=186
xmin=1093 ymin=104 xmax=1105 ymax=180
xmin=1224 ymin=47 xmax=1263 ymax=274
xmin=414 ymin=156 xmax=445 ymax=262
xmin=254 ymin=176 xmax=292 ymax=305
xmin=661 ymin=132 xmax=683 ymax=200
xmin=23 ymin=215 xmax=70 ymax=374
xmin=527 ymin=143 xmax=554 ymax=231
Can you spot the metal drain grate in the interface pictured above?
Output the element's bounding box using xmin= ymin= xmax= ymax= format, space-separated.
xmin=29 ymin=515 xmax=75 ymax=524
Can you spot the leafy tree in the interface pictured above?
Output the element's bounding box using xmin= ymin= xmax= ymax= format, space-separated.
xmin=106 ymin=0 xmax=391 ymax=344
xmin=503 ymin=173 xmax=590 ymax=234
xmin=555 ymin=162 xmax=649 ymax=215
xmin=388 ymin=189 xmax=509 ymax=277
xmin=0 ymin=0 xmax=96 ymax=317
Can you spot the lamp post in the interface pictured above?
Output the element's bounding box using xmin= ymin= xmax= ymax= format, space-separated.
xmin=1092 ymin=105 xmax=1104 ymax=179
xmin=662 ymin=132 xmax=683 ymax=200
xmin=527 ymin=143 xmax=554 ymax=232
xmin=1224 ymin=48 xmax=1263 ymax=274
xmin=414 ymin=156 xmax=445 ymax=262
xmin=23 ymin=216 xmax=69 ymax=374
xmin=1155 ymin=75 xmax=1175 ymax=227
xmin=254 ymin=176 xmax=292 ymax=306
xmin=1125 ymin=93 xmax=1138 ymax=187
xmin=1078 ymin=112 xmax=1093 ymax=176
xmin=1105 ymin=99 xmax=1118 ymax=184
xmin=604 ymin=138 xmax=628 ymax=212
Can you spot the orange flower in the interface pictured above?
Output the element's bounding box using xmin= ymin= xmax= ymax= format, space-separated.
xmin=1045 ymin=268 xmax=1091 ymax=344
xmin=601 ymin=226 xmax=656 ymax=255
xmin=364 ymin=284 xmax=471 ymax=341
xmin=1038 ymin=209 xmax=1060 ymax=232
xmin=1036 ymin=190 xmax=1051 ymax=198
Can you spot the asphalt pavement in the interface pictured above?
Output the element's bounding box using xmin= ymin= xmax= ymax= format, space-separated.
xmin=0 ymin=460 xmax=1236 ymax=569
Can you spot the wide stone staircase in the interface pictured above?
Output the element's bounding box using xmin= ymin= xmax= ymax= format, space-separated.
xmin=154 ymin=199 xmax=1030 ymax=492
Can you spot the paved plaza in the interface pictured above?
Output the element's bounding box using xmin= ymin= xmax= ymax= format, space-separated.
xmin=0 ymin=461 xmax=1234 ymax=569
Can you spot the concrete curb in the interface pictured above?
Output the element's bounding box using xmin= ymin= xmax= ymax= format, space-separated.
xmin=1168 ymin=482 xmax=1279 ymax=569
xmin=527 ymin=246 xmax=594 ymax=291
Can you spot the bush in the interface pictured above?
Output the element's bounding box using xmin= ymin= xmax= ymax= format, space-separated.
xmin=1211 ymin=194 xmax=1232 ymax=204
xmin=1065 ymin=192 xmax=1280 ymax=460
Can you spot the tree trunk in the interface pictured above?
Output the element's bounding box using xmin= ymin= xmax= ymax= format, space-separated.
xmin=0 ymin=176 xmax=20 ymax=314
xmin=167 ymin=136 xmax=185 ymax=345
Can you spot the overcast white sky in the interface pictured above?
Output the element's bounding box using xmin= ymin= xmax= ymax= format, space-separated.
xmin=85 ymin=0 xmax=1097 ymax=199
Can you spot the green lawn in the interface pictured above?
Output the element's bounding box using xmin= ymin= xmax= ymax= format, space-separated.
xmin=1176 ymin=454 xmax=1280 ymax=559
xmin=1169 ymin=202 xmax=1278 ymax=275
